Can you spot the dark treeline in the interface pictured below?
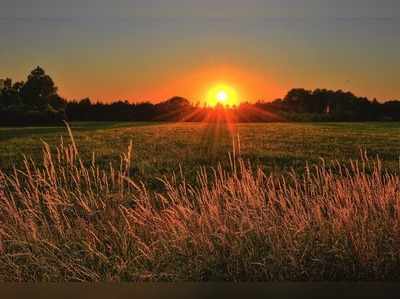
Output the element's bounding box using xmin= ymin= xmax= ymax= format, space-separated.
xmin=1 ymin=66 xmax=400 ymax=126
xmin=0 ymin=67 xmax=66 ymax=126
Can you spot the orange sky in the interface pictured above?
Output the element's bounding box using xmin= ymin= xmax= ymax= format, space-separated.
xmin=133 ymin=66 xmax=285 ymax=104
xmin=2 ymin=1 xmax=399 ymax=103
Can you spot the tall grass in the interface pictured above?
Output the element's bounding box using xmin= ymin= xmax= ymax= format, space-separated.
xmin=1 ymin=125 xmax=400 ymax=281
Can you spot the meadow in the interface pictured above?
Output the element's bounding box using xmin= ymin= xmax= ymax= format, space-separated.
xmin=2 ymin=122 xmax=400 ymax=182
xmin=1 ymin=122 xmax=400 ymax=281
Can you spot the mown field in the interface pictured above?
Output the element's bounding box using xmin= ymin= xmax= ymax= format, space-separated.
xmin=2 ymin=122 xmax=400 ymax=282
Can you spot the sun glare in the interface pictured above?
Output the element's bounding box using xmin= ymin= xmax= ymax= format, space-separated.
xmin=217 ymin=91 xmax=228 ymax=102
xmin=207 ymin=84 xmax=239 ymax=107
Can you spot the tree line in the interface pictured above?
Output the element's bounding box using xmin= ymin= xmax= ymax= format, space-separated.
xmin=1 ymin=66 xmax=400 ymax=125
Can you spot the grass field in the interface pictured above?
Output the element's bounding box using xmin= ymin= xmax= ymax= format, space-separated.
xmin=1 ymin=122 xmax=400 ymax=281
xmin=2 ymin=122 xmax=400 ymax=184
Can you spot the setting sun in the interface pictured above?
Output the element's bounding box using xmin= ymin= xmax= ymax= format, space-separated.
xmin=206 ymin=84 xmax=239 ymax=107
xmin=217 ymin=91 xmax=228 ymax=102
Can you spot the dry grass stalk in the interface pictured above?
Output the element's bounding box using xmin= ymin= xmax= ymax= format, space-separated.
xmin=0 ymin=127 xmax=400 ymax=281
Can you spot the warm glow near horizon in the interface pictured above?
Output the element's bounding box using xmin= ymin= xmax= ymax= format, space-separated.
xmin=1 ymin=1 xmax=399 ymax=102
xmin=206 ymin=84 xmax=240 ymax=107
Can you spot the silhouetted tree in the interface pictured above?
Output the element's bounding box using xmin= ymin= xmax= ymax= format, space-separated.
xmin=2 ymin=67 xmax=400 ymax=125
xmin=20 ymin=66 xmax=59 ymax=109
xmin=0 ymin=66 xmax=66 ymax=125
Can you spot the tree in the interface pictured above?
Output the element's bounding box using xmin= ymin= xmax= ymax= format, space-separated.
xmin=21 ymin=66 xmax=59 ymax=109
xmin=284 ymin=88 xmax=312 ymax=113
xmin=0 ymin=67 xmax=68 ymax=125
xmin=155 ymin=97 xmax=192 ymax=121
xmin=3 ymin=78 xmax=12 ymax=90
xmin=0 ymin=80 xmax=24 ymax=108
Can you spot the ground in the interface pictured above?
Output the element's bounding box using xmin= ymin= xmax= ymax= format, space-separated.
xmin=1 ymin=122 xmax=400 ymax=184
xmin=2 ymin=122 xmax=400 ymax=281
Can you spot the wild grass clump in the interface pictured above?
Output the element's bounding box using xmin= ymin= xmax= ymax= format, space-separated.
xmin=1 ymin=126 xmax=400 ymax=281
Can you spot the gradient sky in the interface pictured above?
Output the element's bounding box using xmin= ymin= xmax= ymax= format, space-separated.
xmin=1 ymin=0 xmax=399 ymax=103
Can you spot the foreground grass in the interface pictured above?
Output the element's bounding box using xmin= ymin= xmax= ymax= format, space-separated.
xmin=1 ymin=125 xmax=400 ymax=281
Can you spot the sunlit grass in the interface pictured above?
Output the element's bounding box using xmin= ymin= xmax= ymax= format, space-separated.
xmin=1 ymin=124 xmax=400 ymax=281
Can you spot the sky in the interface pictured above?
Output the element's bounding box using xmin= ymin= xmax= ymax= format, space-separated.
xmin=1 ymin=0 xmax=399 ymax=103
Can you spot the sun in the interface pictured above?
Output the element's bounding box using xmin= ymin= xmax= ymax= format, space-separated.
xmin=217 ymin=91 xmax=228 ymax=102
xmin=206 ymin=84 xmax=239 ymax=107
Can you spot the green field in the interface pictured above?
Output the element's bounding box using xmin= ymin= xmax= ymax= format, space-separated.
xmin=2 ymin=122 xmax=400 ymax=281
xmin=1 ymin=122 xmax=400 ymax=181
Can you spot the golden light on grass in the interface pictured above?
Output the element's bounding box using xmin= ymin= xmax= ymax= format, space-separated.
xmin=1 ymin=126 xmax=399 ymax=281
xmin=206 ymin=84 xmax=239 ymax=107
